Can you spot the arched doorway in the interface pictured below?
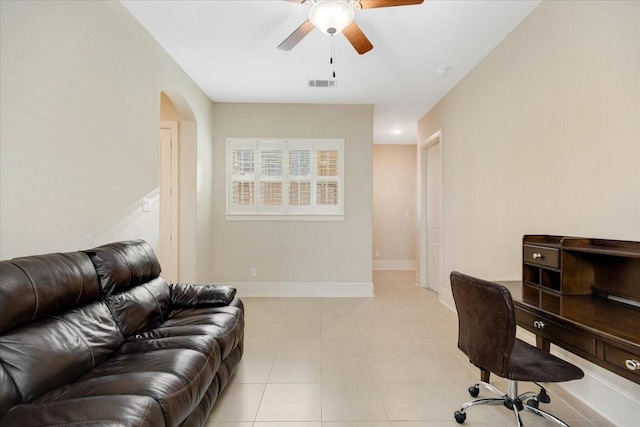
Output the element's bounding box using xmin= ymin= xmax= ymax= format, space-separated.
xmin=159 ymin=90 xmax=197 ymax=282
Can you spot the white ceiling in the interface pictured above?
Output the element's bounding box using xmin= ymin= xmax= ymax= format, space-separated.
xmin=121 ymin=0 xmax=541 ymax=144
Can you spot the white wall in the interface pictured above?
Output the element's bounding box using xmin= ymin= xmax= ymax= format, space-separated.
xmin=373 ymin=145 xmax=417 ymax=271
xmin=210 ymin=103 xmax=374 ymax=296
xmin=417 ymin=1 xmax=640 ymax=425
xmin=0 ymin=1 xmax=215 ymax=282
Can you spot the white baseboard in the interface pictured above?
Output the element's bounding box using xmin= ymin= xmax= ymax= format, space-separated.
xmin=373 ymin=260 xmax=416 ymax=271
xmin=222 ymin=281 xmax=374 ymax=298
xmin=517 ymin=329 xmax=640 ymax=427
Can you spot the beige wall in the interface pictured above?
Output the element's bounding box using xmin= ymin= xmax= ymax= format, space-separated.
xmin=420 ymin=0 xmax=640 ymax=295
xmin=418 ymin=1 xmax=640 ymax=423
xmin=373 ymin=145 xmax=417 ymax=269
xmin=0 ymin=1 xmax=215 ymax=282
xmin=210 ymin=103 xmax=374 ymax=294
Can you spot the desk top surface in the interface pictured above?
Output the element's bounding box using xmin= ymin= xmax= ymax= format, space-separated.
xmin=499 ymin=281 xmax=640 ymax=349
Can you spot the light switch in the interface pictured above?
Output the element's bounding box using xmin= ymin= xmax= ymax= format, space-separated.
xmin=142 ymin=198 xmax=151 ymax=212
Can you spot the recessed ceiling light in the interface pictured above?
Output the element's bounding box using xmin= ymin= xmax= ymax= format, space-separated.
xmin=436 ymin=67 xmax=448 ymax=76
xmin=392 ymin=129 xmax=402 ymax=135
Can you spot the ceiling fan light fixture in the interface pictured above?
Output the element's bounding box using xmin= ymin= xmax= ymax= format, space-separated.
xmin=309 ymin=0 xmax=355 ymax=36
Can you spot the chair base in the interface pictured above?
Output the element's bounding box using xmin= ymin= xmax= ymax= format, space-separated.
xmin=453 ymin=380 xmax=571 ymax=427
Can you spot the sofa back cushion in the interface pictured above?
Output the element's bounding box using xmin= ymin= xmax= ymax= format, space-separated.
xmin=0 ymin=251 xmax=103 ymax=417
xmin=0 ymin=252 xmax=100 ymax=334
xmin=84 ymin=240 xmax=161 ymax=296
xmin=105 ymin=277 xmax=172 ymax=337
xmin=0 ymin=300 xmax=123 ymax=405
xmin=0 ymin=240 xmax=165 ymax=416
xmin=0 ymin=364 xmax=19 ymax=418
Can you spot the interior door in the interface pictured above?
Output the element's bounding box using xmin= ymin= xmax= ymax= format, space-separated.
xmin=426 ymin=142 xmax=441 ymax=292
xmin=159 ymin=123 xmax=179 ymax=283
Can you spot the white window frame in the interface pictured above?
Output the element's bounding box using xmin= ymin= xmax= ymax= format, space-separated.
xmin=226 ymin=138 xmax=344 ymax=221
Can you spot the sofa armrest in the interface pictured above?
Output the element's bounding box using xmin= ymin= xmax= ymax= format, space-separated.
xmin=170 ymin=283 xmax=237 ymax=307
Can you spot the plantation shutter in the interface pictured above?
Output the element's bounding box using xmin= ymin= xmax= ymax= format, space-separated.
xmin=226 ymin=138 xmax=343 ymax=218
xmin=229 ymin=141 xmax=256 ymax=212
xmin=288 ymin=141 xmax=312 ymax=213
xmin=315 ymin=143 xmax=342 ymax=213
xmin=259 ymin=143 xmax=284 ymax=212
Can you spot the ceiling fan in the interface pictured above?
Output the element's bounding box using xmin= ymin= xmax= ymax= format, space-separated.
xmin=278 ymin=0 xmax=424 ymax=55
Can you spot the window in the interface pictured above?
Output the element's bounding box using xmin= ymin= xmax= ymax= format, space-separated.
xmin=227 ymin=138 xmax=344 ymax=220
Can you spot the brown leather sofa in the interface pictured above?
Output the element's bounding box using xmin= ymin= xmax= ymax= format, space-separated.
xmin=0 ymin=240 xmax=244 ymax=427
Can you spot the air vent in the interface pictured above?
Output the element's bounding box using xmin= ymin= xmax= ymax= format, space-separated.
xmin=308 ymin=79 xmax=337 ymax=88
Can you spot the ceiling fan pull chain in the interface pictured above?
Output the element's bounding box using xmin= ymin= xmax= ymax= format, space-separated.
xmin=331 ymin=35 xmax=336 ymax=78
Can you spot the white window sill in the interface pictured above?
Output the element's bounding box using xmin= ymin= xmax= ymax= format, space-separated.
xmin=225 ymin=214 xmax=345 ymax=222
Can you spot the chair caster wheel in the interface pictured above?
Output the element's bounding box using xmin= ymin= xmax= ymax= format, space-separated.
xmin=454 ymin=410 xmax=467 ymax=424
xmin=527 ymin=398 xmax=539 ymax=409
xmin=537 ymin=387 xmax=551 ymax=403
xmin=468 ymin=385 xmax=480 ymax=397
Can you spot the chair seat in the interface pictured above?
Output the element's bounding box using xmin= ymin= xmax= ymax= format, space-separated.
xmin=506 ymin=339 xmax=584 ymax=383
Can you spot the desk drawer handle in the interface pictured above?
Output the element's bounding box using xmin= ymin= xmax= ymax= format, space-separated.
xmin=532 ymin=253 xmax=545 ymax=260
xmin=625 ymin=359 xmax=640 ymax=371
xmin=533 ymin=320 xmax=547 ymax=329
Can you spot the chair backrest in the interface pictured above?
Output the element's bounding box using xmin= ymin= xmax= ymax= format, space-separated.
xmin=450 ymin=271 xmax=516 ymax=377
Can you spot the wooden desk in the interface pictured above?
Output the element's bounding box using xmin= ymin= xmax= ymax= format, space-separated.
xmin=500 ymin=280 xmax=640 ymax=385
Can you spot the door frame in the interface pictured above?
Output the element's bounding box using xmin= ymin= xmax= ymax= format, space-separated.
xmin=160 ymin=121 xmax=180 ymax=283
xmin=418 ymin=130 xmax=443 ymax=292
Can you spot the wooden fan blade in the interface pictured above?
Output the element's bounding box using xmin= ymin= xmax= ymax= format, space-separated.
xmin=278 ymin=20 xmax=315 ymax=51
xmin=359 ymin=0 xmax=423 ymax=9
xmin=343 ymin=22 xmax=373 ymax=55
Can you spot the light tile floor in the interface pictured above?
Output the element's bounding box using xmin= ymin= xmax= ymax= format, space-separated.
xmin=206 ymin=271 xmax=615 ymax=427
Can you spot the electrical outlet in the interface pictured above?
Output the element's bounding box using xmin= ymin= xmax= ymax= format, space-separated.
xmin=250 ymin=268 xmax=257 ymax=277
xmin=375 ymin=251 xmax=380 ymax=257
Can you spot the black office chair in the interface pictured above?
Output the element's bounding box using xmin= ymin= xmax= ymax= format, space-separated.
xmin=450 ymin=271 xmax=584 ymax=427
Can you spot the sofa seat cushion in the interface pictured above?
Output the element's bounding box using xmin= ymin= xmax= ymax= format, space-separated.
xmin=0 ymin=395 xmax=165 ymax=427
xmin=137 ymin=304 xmax=244 ymax=359
xmin=34 ymin=348 xmax=220 ymax=427
xmin=116 ymin=334 xmax=219 ymax=358
xmin=83 ymin=347 xmax=219 ymax=384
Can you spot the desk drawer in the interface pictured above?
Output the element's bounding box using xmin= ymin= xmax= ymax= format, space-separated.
xmin=517 ymin=310 xmax=596 ymax=356
xmin=524 ymin=245 xmax=560 ymax=269
xmin=604 ymin=344 xmax=640 ymax=379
